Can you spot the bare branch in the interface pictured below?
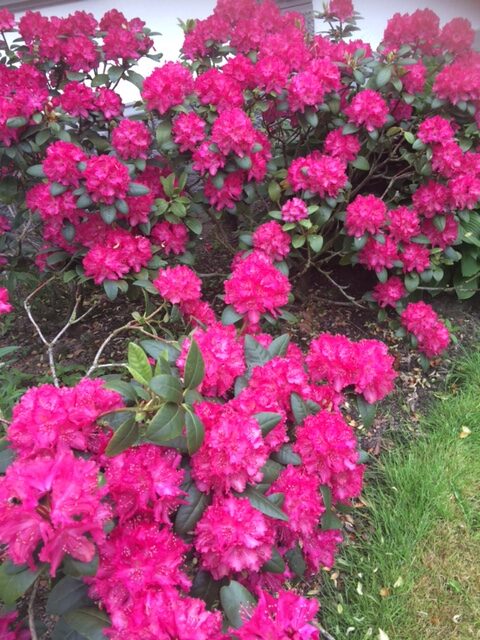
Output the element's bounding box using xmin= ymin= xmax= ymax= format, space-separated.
xmin=28 ymin=577 xmax=40 ymax=640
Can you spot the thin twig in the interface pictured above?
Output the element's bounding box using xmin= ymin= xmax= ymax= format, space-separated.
xmin=313 ymin=265 xmax=365 ymax=309
xmin=28 ymin=577 xmax=39 ymax=640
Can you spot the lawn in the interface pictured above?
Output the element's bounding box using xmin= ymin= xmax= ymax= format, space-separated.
xmin=320 ymin=350 xmax=480 ymax=639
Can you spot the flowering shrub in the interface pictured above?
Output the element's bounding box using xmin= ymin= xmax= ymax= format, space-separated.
xmin=1 ymin=0 xmax=473 ymax=355
xmin=0 ymin=281 xmax=397 ymax=636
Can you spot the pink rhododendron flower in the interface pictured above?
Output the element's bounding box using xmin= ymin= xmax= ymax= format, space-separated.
xmin=281 ymin=198 xmax=309 ymax=222
xmin=449 ymin=174 xmax=480 ymax=210
xmin=195 ymin=68 xmax=244 ymax=111
xmin=328 ymin=0 xmax=354 ymax=21
xmin=143 ymin=62 xmax=193 ymax=114
xmin=105 ymin=444 xmax=185 ymax=524
xmin=224 ymin=251 xmax=291 ymax=328
xmin=111 ymin=119 xmax=151 ymax=160
xmin=400 ymin=243 xmax=430 ymax=273
xmin=402 ymin=62 xmax=427 ymax=94
xmin=345 ymin=89 xmax=389 ymax=131
xmin=56 ymin=81 xmax=95 ymax=118
xmin=43 ymin=141 xmax=86 ymax=187
xmin=195 ymin=496 xmax=273 ymax=579
xmin=422 ymin=215 xmax=458 ymax=249
xmin=89 ymin=519 xmax=190 ymax=631
xmin=252 ymin=221 xmax=291 ymax=261
xmin=302 ymin=528 xmax=343 ymax=573
xmin=354 ymin=339 xmax=397 ymax=404
xmin=372 ymin=276 xmax=406 ymax=308
xmin=179 ymin=298 xmax=217 ymax=327
xmin=83 ymin=229 xmax=152 ymax=284
xmin=236 ymin=590 xmax=320 ymax=640
xmin=433 ymin=54 xmax=480 ymax=105
xmin=440 ymin=17 xmax=474 ymax=55
xmin=191 ymin=401 xmax=267 ymax=493
xmin=387 ymin=206 xmax=420 ymax=242
xmin=383 ymin=9 xmax=440 ymax=55
xmin=417 ymin=116 xmax=455 ymax=144
xmin=288 ymin=152 xmax=347 ymax=198
xmin=0 ymin=215 xmax=11 ymax=234
xmin=358 ymin=236 xmax=398 ymax=272
xmin=84 ymin=155 xmax=130 ymax=204
xmin=401 ymin=301 xmax=450 ymax=357
xmin=345 ymin=194 xmax=386 ymax=238
xmin=7 ymin=379 xmax=123 ymax=458
xmin=177 ymin=323 xmax=245 ymax=397
xmin=211 ymin=107 xmax=257 ymax=157
xmin=94 ymin=87 xmax=123 ymax=119
xmin=0 ymin=287 xmax=12 ymax=314
xmin=0 ymin=612 xmax=30 ymax=640
xmin=412 ymin=181 xmax=451 ymax=218
xmin=324 ymin=129 xmax=360 ymax=162
xmin=151 ymin=220 xmax=189 ymax=255
xmin=154 ymin=265 xmax=202 ymax=304
xmin=204 ymin=171 xmax=245 ymax=209
xmin=172 ymin=112 xmax=206 ymax=152
xmin=0 ymin=448 xmax=110 ymax=575
xmin=0 ymin=8 xmax=14 ymax=31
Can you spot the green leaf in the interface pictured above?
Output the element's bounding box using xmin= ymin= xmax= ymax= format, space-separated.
xmin=221 ymin=305 xmax=244 ymax=325
xmin=185 ymin=407 xmax=205 ymax=454
xmin=292 ymin=234 xmax=306 ymax=249
xmin=461 ymin=254 xmax=480 ymax=278
xmin=0 ymin=448 xmax=14 ymax=473
xmin=433 ymin=215 xmax=446 ymax=232
xmin=102 ymin=280 xmax=118 ymax=301
xmin=91 ymin=73 xmax=109 ymax=87
xmin=267 ymin=334 xmax=290 ymax=358
xmin=26 ymin=164 xmax=46 ymax=178
xmin=343 ymin=123 xmax=359 ymax=135
xmin=262 ymin=548 xmax=286 ymax=574
xmin=185 ymin=218 xmax=202 ymax=235
xmin=0 ymin=562 xmax=42 ymax=605
xmin=6 ymin=116 xmax=27 ymax=128
xmin=104 ymin=415 xmax=137 ymax=456
xmin=285 ymin=544 xmax=306 ymax=577
xmin=0 ymin=176 xmax=18 ymax=204
xmin=243 ymin=486 xmax=288 ymax=521
xmin=46 ymin=577 xmax=91 ymax=616
xmin=175 ymin=481 xmax=210 ymax=536
xmin=51 ymin=618 xmax=86 ymax=640
xmin=128 ymin=182 xmax=150 ymax=196
xmin=356 ymin=396 xmax=377 ymax=428
xmin=146 ymin=401 xmax=185 ymax=442
xmin=140 ymin=339 xmax=180 ymax=362
xmin=190 ymin=570 xmax=222 ymax=609
xmin=127 ymin=342 xmax=152 ymax=385
xmin=156 ymin=121 xmax=172 ymax=146
xmin=220 ymin=581 xmax=257 ymax=629
xmin=259 ymin=459 xmax=283 ymax=486
xmin=149 ymin=374 xmax=183 ymax=403
xmin=253 ymin=412 xmax=282 ymax=436
xmin=290 ymin=392 xmax=319 ymax=425
xmin=50 ymin=182 xmax=67 ymax=196
xmin=351 ymin=154 xmax=371 ymax=172
xmin=321 ymin=510 xmax=343 ymax=530
xmin=184 ymin=339 xmax=205 ymax=390
xmin=271 ymin=444 xmax=301 ymax=466
xmin=100 ymin=205 xmax=116 ymax=224
xmin=108 ymin=66 xmax=123 ymax=83
xmin=403 ymin=131 xmax=415 ymax=144
xmin=376 ymin=65 xmax=392 ymax=88
xmin=104 ymin=380 xmax=137 ymax=403
xmin=64 ymin=608 xmax=110 ymax=640
xmin=244 ymin=336 xmax=271 ymax=371
xmin=126 ymin=69 xmax=144 ymax=90
xmin=63 ymin=555 xmax=98 ymax=578
xmin=404 ymin=272 xmax=420 ymax=293
xmin=308 ymin=234 xmax=324 ymax=253
xmin=268 ymin=181 xmax=281 ymax=202
xmin=77 ymin=194 xmax=92 ymax=209
xmin=235 ymin=155 xmax=252 ymax=170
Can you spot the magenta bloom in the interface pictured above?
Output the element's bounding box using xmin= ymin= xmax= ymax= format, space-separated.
xmin=401 ymin=301 xmax=450 ymax=358
xmin=0 ymin=448 xmax=111 ymax=575
xmin=387 ymin=206 xmax=420 ymax=242
xmin=328 ymin=0 xmax=354 ymax=21
xmin=105 ymin=444 xmax=185 ymax=524
xmin=94 ymin=87 xmax=123 ymax=119
xmin=154 ymin=265 xmax=202 ymax=304
xmin=143 ymin=62 xmax=193 ymax=114
xmin=252 ymin=221 xmax=291 ymax=262
xmin=111 ymin=119 xmax=152 ymax=160
xmin=324 ymin=129 xmax=360 ymax=162
xmin=224 ymin=251 xmax=291 ymax=328
xmin=43 ymin=141 xmax=86 ymax=187
xmin=345 ymin=194 xmax=386 ymax=238
xmin=372 ymin=276 xmax=406 ymax=308
xmin=191 ymin=401 xmax=267 ymax=493
xmin=151 ymin=221 xmax=189 ymax=256
xmin=195 ymin=496 xmax=273 ymax=579
xmin=281 ymin=198 xmax=308 ymax=222
xmin=177 ymin=323 xmax=245 ymax=397
xmin=288 ymin=152 xmax=347 ymax=198
xmin=84 ymin=155 xmax=130 ymax=204
xmin=172 ymin=112 xmax=206 ymax=152
xmin=235 ymin=589 xmax=320 ymax=640
xmin=345 ymin=89 xmax=389 ymax=132
xmin=56 ymin=81 xmax=95 ymax=118
xmin=417 ymin=116 xmax=455 ymax=144
xmin=0 ymin=287 xmax=12 ymax=314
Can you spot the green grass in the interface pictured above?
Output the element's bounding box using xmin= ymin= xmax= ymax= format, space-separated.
xmin=320 ymin=351 xmax=480 ymax=640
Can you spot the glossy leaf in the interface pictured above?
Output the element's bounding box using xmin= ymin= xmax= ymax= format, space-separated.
xmin=183 ymin=339 xmax=205 ymax=390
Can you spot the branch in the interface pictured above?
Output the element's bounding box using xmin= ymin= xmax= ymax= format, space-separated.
xmin=28 ymin=577 xmax=40 ymax=640
xmin=313 ymin=265 xmax=365 ymax=308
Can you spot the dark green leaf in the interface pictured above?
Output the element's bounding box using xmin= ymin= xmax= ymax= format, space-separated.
xmin=271 ymin=444 xmax=301 ymax=466
xmin=404 ymin=272 xmax=420 ymax=293
xmin=102 ymin=280 xmax=118 ymax=301
xmin=128 ymin=182 xmax=150 ymax=196
xmin=243 ymin=486 xmax=288 ymax=521
xmin=6 ymin=116 xmax=27 ymax=128
xmin=26 ymin=164 xmax=46 ymax=178
xmin=190 ymin=570 xmax=222 ymax=610
xmin=220 ymin=581 xmax=256 ymax=629
xmin=140 ymin=339 xmax=180 ymax=362
xmin=104 ymin=416 xmax=137 ymax=456
xmin=376 ymin=65 xmax=392 ymax=87
xmin=262 ymin=548 xmax=286 ymax=574
xmin=51 ymin=618 xmax=86 ymax=640
xmin=50 ymin=182 xmax=67 ymax=196
xmin=91 ymin=74 xmax=109 ymax=87
xmin=185 ymin=218 xmax=202 ymax=235
xmin=146 ymin=403 xmax=185 ymax=443
xmin=0 ymin=562 xmax=42 ymax=604
xmin=104 ymin=380 xmax=137 ymax=403
xmin=253 ymin=412 xmax=282 ymax=436
xmin=108 ymin=66 xmax=123 ymax=83
xmin=46 ymin=577 xmax=91 ymax=616
xmin=185 ymin=408 xmax=205 ymax=454
xmin=285 ymin=544 xmax=306 ymax=577
xmin=64 ymin=608 xmax=110 ymax=640
xmin=267 ymin=334 xmax=290 ymax=358
xmin=356 ymin=396 xmax=376 ymax=428
xmin=351 ymin=156 xmax=370 ymax=171
xmin=308 ymin=234 xmax=324 ymax=253
xmin=244 ymin=336 xmax=271 ymax=371
xmin=149 ymin=374 xmax=183 ymax=403
xmin=100 ymin=205 xmax=116 ymax=224
xmin=221 ymin=305 xmax=244 ymax=326
xmin=156 ymin=121 xmax=172 ymax=146
xmin=184 ymin=339 xmax=205 ymax=390
xmin=174 ymin=481 xmax=210 ymax=536
xmin=126 ymin=69 xmax=144 ymax=90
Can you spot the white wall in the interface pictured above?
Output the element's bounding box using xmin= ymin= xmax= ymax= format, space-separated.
xmin=13 ymin=0 xmax=480 ymax=101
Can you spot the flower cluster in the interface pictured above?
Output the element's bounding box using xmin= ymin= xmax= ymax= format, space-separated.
xmin=401 ymin=301 xmax=450 ymax=357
